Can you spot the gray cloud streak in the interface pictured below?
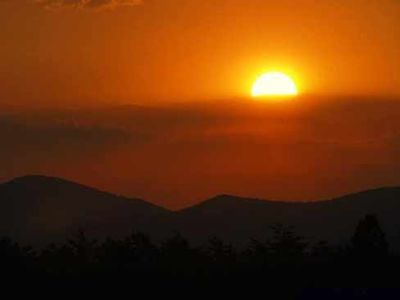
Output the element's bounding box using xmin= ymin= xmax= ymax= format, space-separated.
xmin=34 ymin=0 xmax=143 ymax=10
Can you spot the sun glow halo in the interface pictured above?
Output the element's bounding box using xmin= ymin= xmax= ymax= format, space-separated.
xmin=251 ymin=72 xmax=298 ymax=98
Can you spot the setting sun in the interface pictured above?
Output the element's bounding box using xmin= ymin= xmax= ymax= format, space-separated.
xmin=251 ymin=72 xmax=298 ymax=98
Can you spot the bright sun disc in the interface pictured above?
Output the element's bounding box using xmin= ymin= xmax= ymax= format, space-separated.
xmin=252 ymin=72 xmax=298 ymax=98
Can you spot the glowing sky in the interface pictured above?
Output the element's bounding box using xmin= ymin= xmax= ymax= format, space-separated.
xmin=0 ymin=0 xmax=399 ymax=106
xmin=1 ymin=1 xmax=400 ymax=209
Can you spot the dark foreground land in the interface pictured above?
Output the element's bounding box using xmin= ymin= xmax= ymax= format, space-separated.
xmin=2 ymin=215 xmax=400 ymax=299
xmin=2 ymin=177 xmax=400 ymax=298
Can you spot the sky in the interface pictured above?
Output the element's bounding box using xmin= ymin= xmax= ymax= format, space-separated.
xmin=0 ymin=0 xmax=400 ymax=106
xmin=1 ymin=0 xmax=400 ymax=209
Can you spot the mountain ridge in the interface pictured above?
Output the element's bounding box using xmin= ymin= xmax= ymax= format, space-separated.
xmin=1 ymin=175 xmax=400 ymax=249
xmin=5 ymin=175 xmax=154 ymax=205
xmin=180 ymin=186 xmax=400 ymax=212
xmin=0 ymin=175 xmax=171 ymax=244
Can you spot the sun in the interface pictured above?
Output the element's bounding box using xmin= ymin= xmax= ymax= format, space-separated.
xmin=251 ymin=72 xmax=298 ymax=98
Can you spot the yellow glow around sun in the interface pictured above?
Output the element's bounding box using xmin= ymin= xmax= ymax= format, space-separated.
xmin=252 ymin=72 xmax=298 ymax=98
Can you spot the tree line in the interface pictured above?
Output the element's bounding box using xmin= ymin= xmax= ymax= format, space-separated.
xmin=0 ymin=214 xmax=398 ymax=295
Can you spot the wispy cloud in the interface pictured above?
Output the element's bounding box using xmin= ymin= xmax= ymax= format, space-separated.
xmin=35 ymin=0 xmax=143 ymax=10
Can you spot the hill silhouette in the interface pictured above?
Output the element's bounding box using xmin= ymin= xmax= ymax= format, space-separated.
xmin=1 ymin=175 xmax=400 ymax=250
xmin=0 ymin=175 xmax=170 ymax=244
xmin=173 ymin=190 xmax=400 ymax=249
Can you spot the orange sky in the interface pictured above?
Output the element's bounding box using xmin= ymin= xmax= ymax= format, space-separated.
xmin=0 ymin=0 xmax=400 ymax=106
xmin=1 ymin=1 xmax=400 ymax=209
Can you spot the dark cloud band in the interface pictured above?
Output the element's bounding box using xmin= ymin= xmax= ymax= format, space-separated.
xmin=35 ymin=0 xmax=143 ymax=10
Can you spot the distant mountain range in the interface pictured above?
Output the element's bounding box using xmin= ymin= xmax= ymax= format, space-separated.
xmin=0 ymin=176 xmax=170 ymax=244
xmin=1 ymin=175 xmax=400 ymax=250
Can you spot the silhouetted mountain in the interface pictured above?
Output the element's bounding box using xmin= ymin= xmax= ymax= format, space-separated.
xmin=1 ymin=176 xmax=400 ymax=250
xmin=0 ymin=176 xmax=170 ymax=244
xmin=172 ymin=189 xmax=400 ymax=249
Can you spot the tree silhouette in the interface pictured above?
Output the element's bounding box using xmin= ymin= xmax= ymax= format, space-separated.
xmin=267 ymin=224 xmax=308 ymax=263
xmin=68 ymin=229 xmax=97 ymax=269
xmin=351 ymin=214 xmax=388 ymax=258
xmin=207 ymin=236 xmax=236 ymax=268
xmin=124 ymin=232 xmax=158 ymax=267
xmin=0 ymin=237 xmax=33 ymax=271
xmin=0 ymin=215 xmax=398 ymax=291
xmin=160 ymin=232 xmax=191 ymax=267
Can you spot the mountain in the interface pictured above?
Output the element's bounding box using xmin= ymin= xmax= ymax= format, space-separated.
xmin=1 ymin=175 xmax=400 ymax=250
xmin=0 ymin=175 xmax=170 ymax=244
xmin=172 ymin=189 xmax=400 ymax=248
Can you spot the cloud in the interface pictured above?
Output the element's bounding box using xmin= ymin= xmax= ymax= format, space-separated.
xmin=0 ymin=114 xmax=132 ymax=162
xmin=35 ymin=0 xmax=143 ymax=10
